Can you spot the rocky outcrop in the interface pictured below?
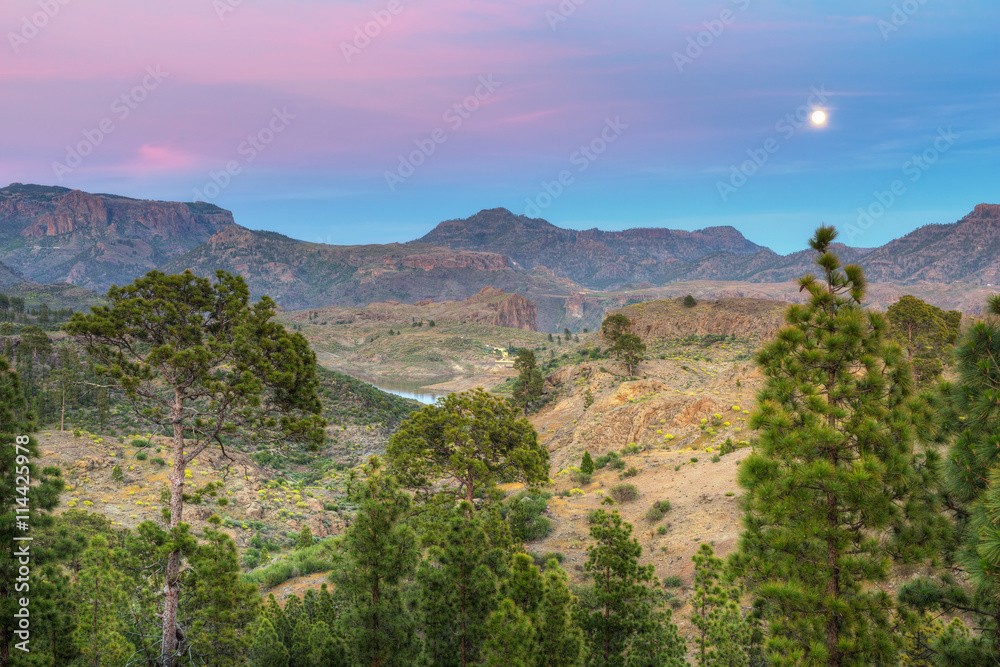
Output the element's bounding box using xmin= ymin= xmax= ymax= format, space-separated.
xmin=615 ymin=297 xmax=787 ymax=342
xmin=359 ymin=286 xmax=538 ymax=330
xmin=0 ymin=184 xmax=235 ymax=291
xmin=469 ymin=287 xmax=537 ymax=330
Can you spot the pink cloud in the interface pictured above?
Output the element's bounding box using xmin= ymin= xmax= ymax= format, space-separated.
xmin=123 ymin=144 xmax=198 ymax=174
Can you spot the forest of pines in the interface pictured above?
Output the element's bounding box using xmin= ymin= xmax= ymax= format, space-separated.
xmin=2 ymin=226 xmax=1000 ymax=666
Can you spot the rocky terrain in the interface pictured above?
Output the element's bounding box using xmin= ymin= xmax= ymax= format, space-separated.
xmin=413 ymin=207 xmax=764 ymax=289
xmin=0 ymin=258 xmax=23 ymax=288
xmin=159 ymin=225 xmax=582 ymax=324
xmin=0 ymin=183 xmax=235 ymax=290
xmin=3 ymin=185 xmax=998 ymax=332
xmin=279 ymin=294 xmax=566 ymax=379
xmin=410 ymin=204 xmax=1000 ymax=289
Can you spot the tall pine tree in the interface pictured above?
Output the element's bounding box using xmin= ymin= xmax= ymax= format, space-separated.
xmin=900 ymin=294 xmax=1000 ymax=660
xmin=330 ymin=455 xmax=421 ymax=667
xmin=731 ymin=226 xmax=942 ymax=666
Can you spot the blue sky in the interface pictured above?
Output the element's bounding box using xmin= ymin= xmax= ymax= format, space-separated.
xmin=1 ymin=0 xmax=997 ymax=253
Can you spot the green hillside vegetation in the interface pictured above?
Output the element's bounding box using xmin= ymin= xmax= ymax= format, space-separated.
xmin=5 ymin=241 xmax=1000 ymax=665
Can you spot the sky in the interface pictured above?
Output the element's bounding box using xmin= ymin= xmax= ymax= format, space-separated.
xmin=1 ymin=0 xmax=997 ymax=254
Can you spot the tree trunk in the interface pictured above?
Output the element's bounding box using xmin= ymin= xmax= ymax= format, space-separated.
xmin=160 ymin=392 xmax=185 ymax=667
xmin=59 ymin=384 xmax=65 ymax=432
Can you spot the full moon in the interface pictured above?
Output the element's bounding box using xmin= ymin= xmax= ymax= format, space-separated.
xmin=811 ymin=110 xmax=827 ymax=125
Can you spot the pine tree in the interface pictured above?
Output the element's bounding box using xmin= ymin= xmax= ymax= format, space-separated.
xmin=417 ymin=503 xmax=501 ymax=667
xmin=504 ymin=553 xmax=544 ymax=620
xmin=900 ymin=295 xmax=1000 ymax=661
xmin=249 ymin=618 xmax=289 ymax=667
xmin=536 ymin=558 xmax=586 ymax=667
xmin=73 ymin=534 xmax=134 ymax=667
xmin=691 ymin=542 xmax=752 ymax=667
xmin=330 ymin=455 xmax=421 ymax=667
xmin=574 ymin=509 xmax=669 ymax=667
xmin=0 ymin=356 xmax=63 ymax=667
xmin=627 ymin=607 xmax=688 ymax=667
xmin=482 ymin=598 xmax=536 ymax=667
xmin=185 ymin=515 xmax=260 ymax=666
xmin=886 ymin=295 xmax=961 ymax=385
xmin=308 ymin=620 xmax=348 ymax=666
xmin=581 ymin=451 xmax=595 ymax=475
xmin=297 ymin=525 xmax=313 ymax=550
xmin=387 ymin=388 xmax=548 ymax=515
xmin=601 ymin=314 xmax=646 ymax=376
xmin=730 ymin=226 xmax=942 ymax=667
xmin=288 ymin=619 xmax=312 ymax=667
xmin=512 ymin=349 xmax=544 ymax=413
xmin=64 ymin=270 xmax=325 ymax=666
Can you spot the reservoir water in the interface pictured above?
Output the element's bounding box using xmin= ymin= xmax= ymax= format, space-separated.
xmin=355 ymin=374 xmax=450 ymax=405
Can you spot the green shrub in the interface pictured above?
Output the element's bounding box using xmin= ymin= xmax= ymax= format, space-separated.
xmin=657 ymin=525 xmax=668 ymax=535
xmin=690 ymin=457 xmax=699 ymax=463
xmin=135 ymin=451 xmax=147 ymax=461
xmin=131 ymin=438 xmax=149 ymax=448
xmin=111 ymin=465 xmax=124 ymax=484
xmin=620 ymin=466 xmax=639 ymax=479
xmin=609 ymin=483 xmax=639 ymax=503
xmin=501 ymin=491 xmax=552 ymax=543
xmin=217 ymin=497 xmax=229 ymax=507
xmin=571 ymin=470 xmax=592 ymax=485
xmin=683 ymin=295 xmax=697 ymax=308
xmin=594 ymin=452 xmax=616 ymax=469
xmin=645 ymin=499 xmax=671 ymax=522
xmin=242 ymin=538 xmax=338 ymax=589
xmin=711 ymin=455 xmax=721 ymax=463
xmin=151 ymin=457 xmax=166 ymax=467
xmin=610 ymin=457 xmax=627 ymax=471
xmin=323 ymin=502 xmax=339 ymax=512
xmin=580 ymin=451 xmax=595 ymax=474
xmin=663 ymin=575 xmax=683 ymax=588
xmin=621 ymin=442 xmax=641 ymax=456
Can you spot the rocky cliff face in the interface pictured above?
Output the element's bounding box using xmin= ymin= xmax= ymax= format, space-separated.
xmin=0 ymin=183 xmax=235 ymax=291
xmin=615 ymin=297 xmax=787 ymax=342
xmin=467 ymin=287 xmax=537 ymax=330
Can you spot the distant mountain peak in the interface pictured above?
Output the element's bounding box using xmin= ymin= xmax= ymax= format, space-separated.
xmin=412 ymin=208 xmax=762 ymax=289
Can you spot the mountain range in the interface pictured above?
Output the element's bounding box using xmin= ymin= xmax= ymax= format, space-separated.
xmin=1 ymin=183 xmax=997 ymax=329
